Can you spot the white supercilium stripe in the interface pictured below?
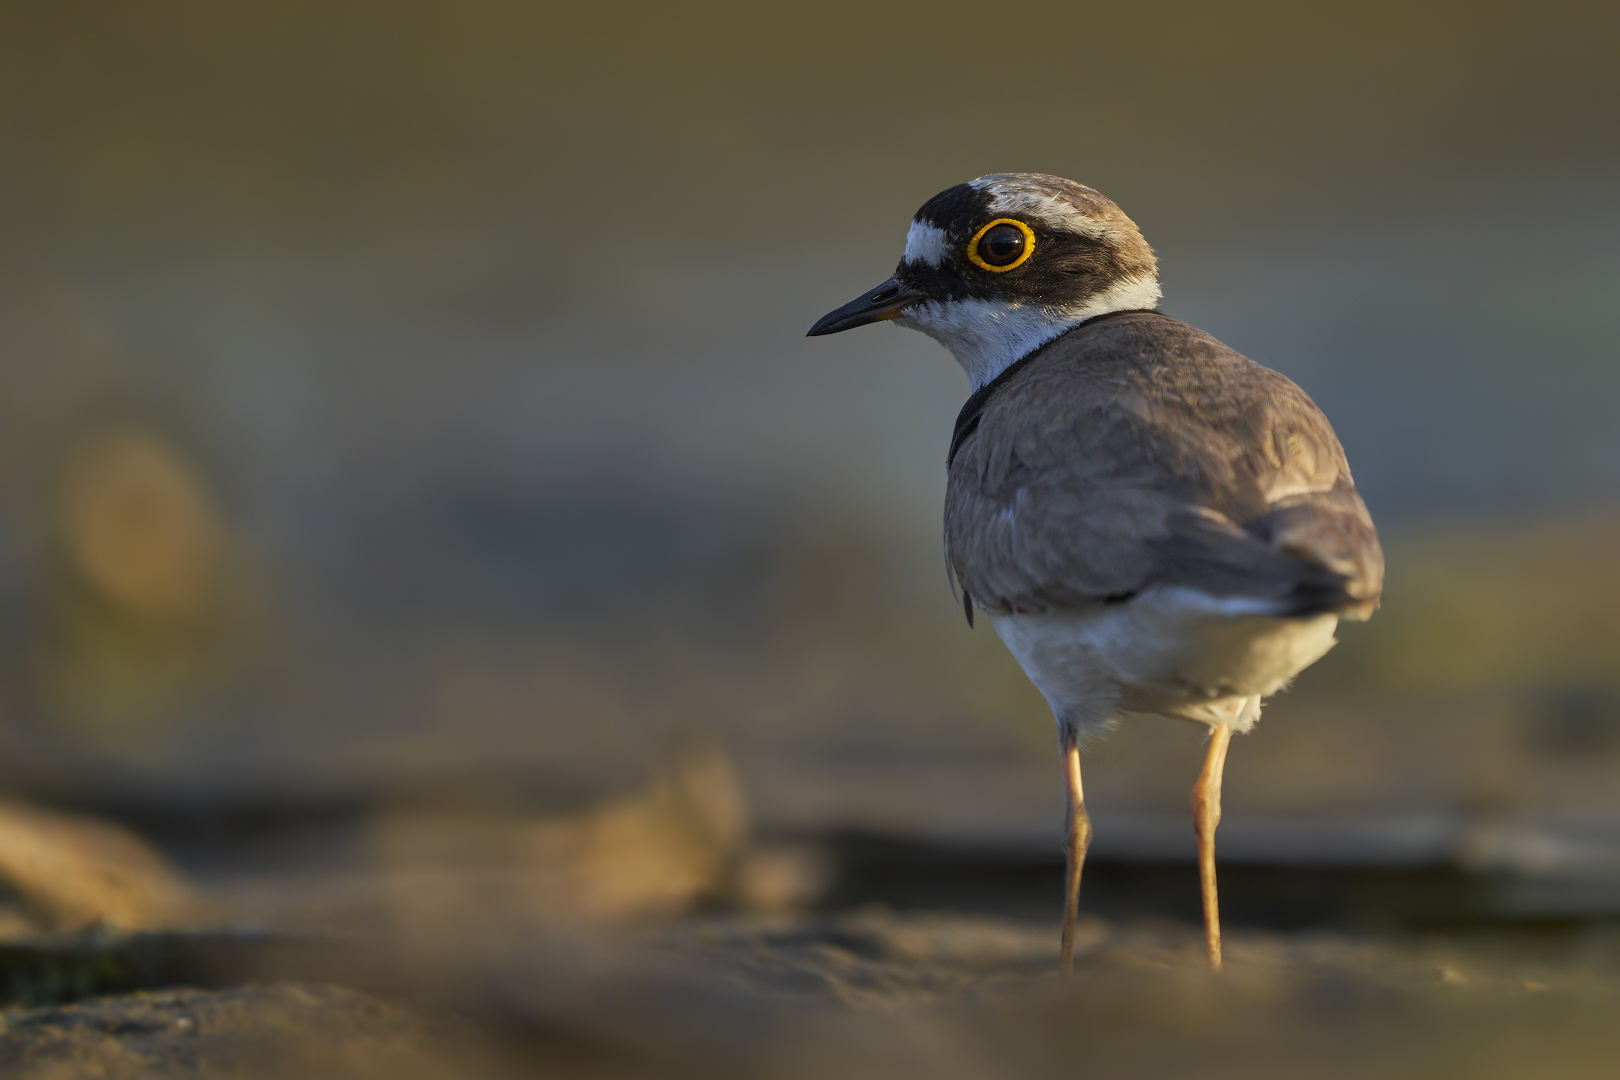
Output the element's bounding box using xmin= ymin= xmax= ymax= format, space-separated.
xmin=969 ymin=177 xmax=1111 ymax=238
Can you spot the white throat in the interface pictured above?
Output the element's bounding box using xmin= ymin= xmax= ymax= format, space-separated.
xmin=896 ymin=274 xmax=1162 ymax=390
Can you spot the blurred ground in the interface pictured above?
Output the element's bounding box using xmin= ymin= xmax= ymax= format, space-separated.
xmin=2 ymin=915 xmax=1619 ymax=1080
xmin=0 ymin=742 xmax=1616 ymax=1078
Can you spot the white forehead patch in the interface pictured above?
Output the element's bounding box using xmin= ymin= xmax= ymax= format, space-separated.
xmin=969 ymin=176 xmax=1110 ymax=239
xmin=903 ymin=219 xmax=950 ymax=267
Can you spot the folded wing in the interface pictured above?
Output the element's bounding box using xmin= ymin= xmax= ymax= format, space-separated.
xmin=945 ymin=313 xmax=1384 ymax=619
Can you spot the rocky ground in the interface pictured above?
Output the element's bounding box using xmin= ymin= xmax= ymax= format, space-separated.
xmin=0 ymin=761 xmax=1617 ymax=1080
xmin=0 ymin=914 xmax=1617 ymax=1080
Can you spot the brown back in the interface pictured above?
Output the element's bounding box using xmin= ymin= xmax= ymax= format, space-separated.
xmin=944 ymin=312 xmax=1384 ymax=617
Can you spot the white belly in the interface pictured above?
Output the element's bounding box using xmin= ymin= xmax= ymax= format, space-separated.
xmin=990 ymin=587 xmax=1340 ymax=734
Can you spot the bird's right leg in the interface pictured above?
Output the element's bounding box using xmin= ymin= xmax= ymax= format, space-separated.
xmin=1191 ymin=723 xmax=1233 ymax=972
xmin=1059 ymin=724 xmax=1091 ymax=976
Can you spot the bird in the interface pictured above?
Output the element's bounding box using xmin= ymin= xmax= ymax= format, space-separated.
xmin=807 ymin=173 xmax=1382 ymax=973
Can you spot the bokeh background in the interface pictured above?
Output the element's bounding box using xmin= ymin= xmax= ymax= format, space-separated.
xmin=1 ymin=1 xmax=1619 ymax=1075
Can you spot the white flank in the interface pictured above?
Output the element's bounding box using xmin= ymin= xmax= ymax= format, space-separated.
xmin=896 ymin=274 xmax=1162 ymax=390
xmin=902 ymin=219 xmax=950 ymax=267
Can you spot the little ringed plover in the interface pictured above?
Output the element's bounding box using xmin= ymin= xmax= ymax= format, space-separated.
xmin=808 ymin=173 xmax=1383 ymax=973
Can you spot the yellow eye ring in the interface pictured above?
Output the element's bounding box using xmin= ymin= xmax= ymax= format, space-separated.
xmin=966 ymin=218 xmax=1036 ymax=272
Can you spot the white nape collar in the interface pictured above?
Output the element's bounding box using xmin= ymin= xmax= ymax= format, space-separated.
xmin=896 ymin=274 xmax=1163 ymax=390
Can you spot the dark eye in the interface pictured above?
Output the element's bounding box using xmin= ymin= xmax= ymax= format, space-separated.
xmin=980 ymin=225 xmax=1024 ymax=264
xmin=967 ymin=218 xmax=1035 ymax=272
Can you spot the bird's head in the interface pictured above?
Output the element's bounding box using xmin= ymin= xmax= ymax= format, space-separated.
xmin=808 ymin=173 xmax=1161 ymax=388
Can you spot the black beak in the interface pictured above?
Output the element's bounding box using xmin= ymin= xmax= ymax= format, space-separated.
xmin=806 ymin=277 xmax=926 ymax=337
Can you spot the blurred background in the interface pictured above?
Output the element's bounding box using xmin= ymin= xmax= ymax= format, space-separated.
xmin=0 ymin=1 xmax=1619 ymax=1075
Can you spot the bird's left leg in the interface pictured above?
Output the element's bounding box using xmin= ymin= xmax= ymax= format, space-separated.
xmin=1059 ymin=724 xmax=1091 ymax=976
xmin=1191 ymin=724 xmax=1232 ymax=971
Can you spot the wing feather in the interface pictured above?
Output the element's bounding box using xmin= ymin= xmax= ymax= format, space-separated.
xmin=945 ymin=313 xmax=1383 ymax=618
